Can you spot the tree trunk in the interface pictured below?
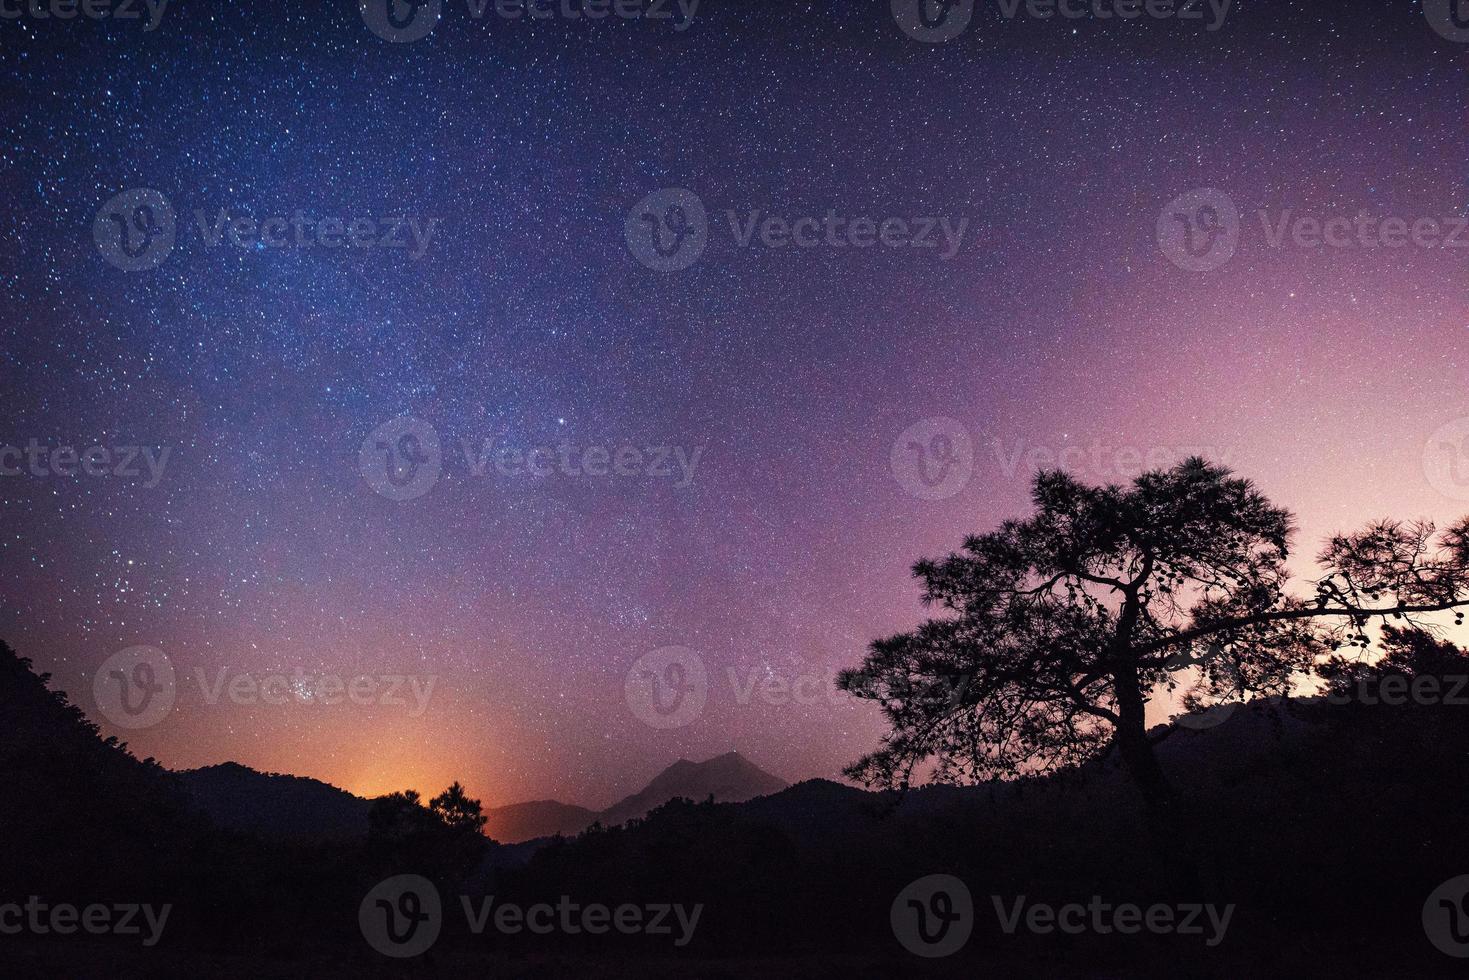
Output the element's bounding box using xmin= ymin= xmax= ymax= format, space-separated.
xmin=1113 ymin=663 xmax=1201 ymax=895
xmin=1112 ymin=665 xmax=1177 ymax=813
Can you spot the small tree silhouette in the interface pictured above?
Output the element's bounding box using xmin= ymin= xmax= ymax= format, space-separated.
xmin=839 ymin=458 xmax=1469 ymax=812
xmin=429 ymin=781 xmax=488 ymax=835
xmin=370 ymin=783 xmax=489 ymax=841
xmin=368 ymin=789 xmax=440 ymax=843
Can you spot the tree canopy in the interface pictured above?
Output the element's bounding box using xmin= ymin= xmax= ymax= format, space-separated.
xmin=840 ymin=458 xmax=1469 ymax=807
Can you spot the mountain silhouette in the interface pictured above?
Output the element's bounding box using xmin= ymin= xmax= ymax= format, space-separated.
xmin=0 ymin=640 xmax=200 ymax=901
xmin=171 ymin=751 xmax=788 ymax=844
xmin=5 ymin=635 xmax=1469 ymax=976
xmin=598 ymin=751 xmax=789 ymax=827
xmin=176 ymin=762 xmax=372 ymax=840
xmin=483 ymin=751 xmax=789 ymax=842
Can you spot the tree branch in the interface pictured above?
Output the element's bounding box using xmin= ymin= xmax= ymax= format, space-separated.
xmin=1134 ymin=598 xmax=1469 ymax=660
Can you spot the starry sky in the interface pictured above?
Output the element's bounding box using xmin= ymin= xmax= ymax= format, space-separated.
xmin=1 ymin=0 xmax=1467 ymax=809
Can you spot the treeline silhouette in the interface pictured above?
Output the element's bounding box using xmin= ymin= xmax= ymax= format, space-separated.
xmin=3 ymin=634 xmax=1469 ymax=977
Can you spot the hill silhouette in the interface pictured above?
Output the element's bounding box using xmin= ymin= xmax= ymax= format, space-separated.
xmin=172 ymin=752 xmax=788 ymax=845
xmin=504 ymin=694 xmax=1469 ymax=976
xmin=176 ymin=762 xmax=372 ymax=840
xmin=0 ymin=640 xmax=202 ymax=903
xmin=6 ymin=635 xmax=1469 ymax=976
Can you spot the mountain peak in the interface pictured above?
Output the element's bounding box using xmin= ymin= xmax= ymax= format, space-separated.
xmin=600 ymin=752 xmax=787 ymax=830
xmin=660 ymin=750 xmax=754 ymax=772
xmin=483 ymin=752 xmax=789 ymax=843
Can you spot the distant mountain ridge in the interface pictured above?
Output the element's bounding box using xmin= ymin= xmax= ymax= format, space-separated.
xmin=172 ymin=751 xmax=789 ymax=844
xmin=484 ymin=751 xmax=790 ymax=842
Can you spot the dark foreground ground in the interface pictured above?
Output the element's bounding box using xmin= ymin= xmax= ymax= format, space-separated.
xmin=4 ymin=638 xmax=1468 ymax=977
